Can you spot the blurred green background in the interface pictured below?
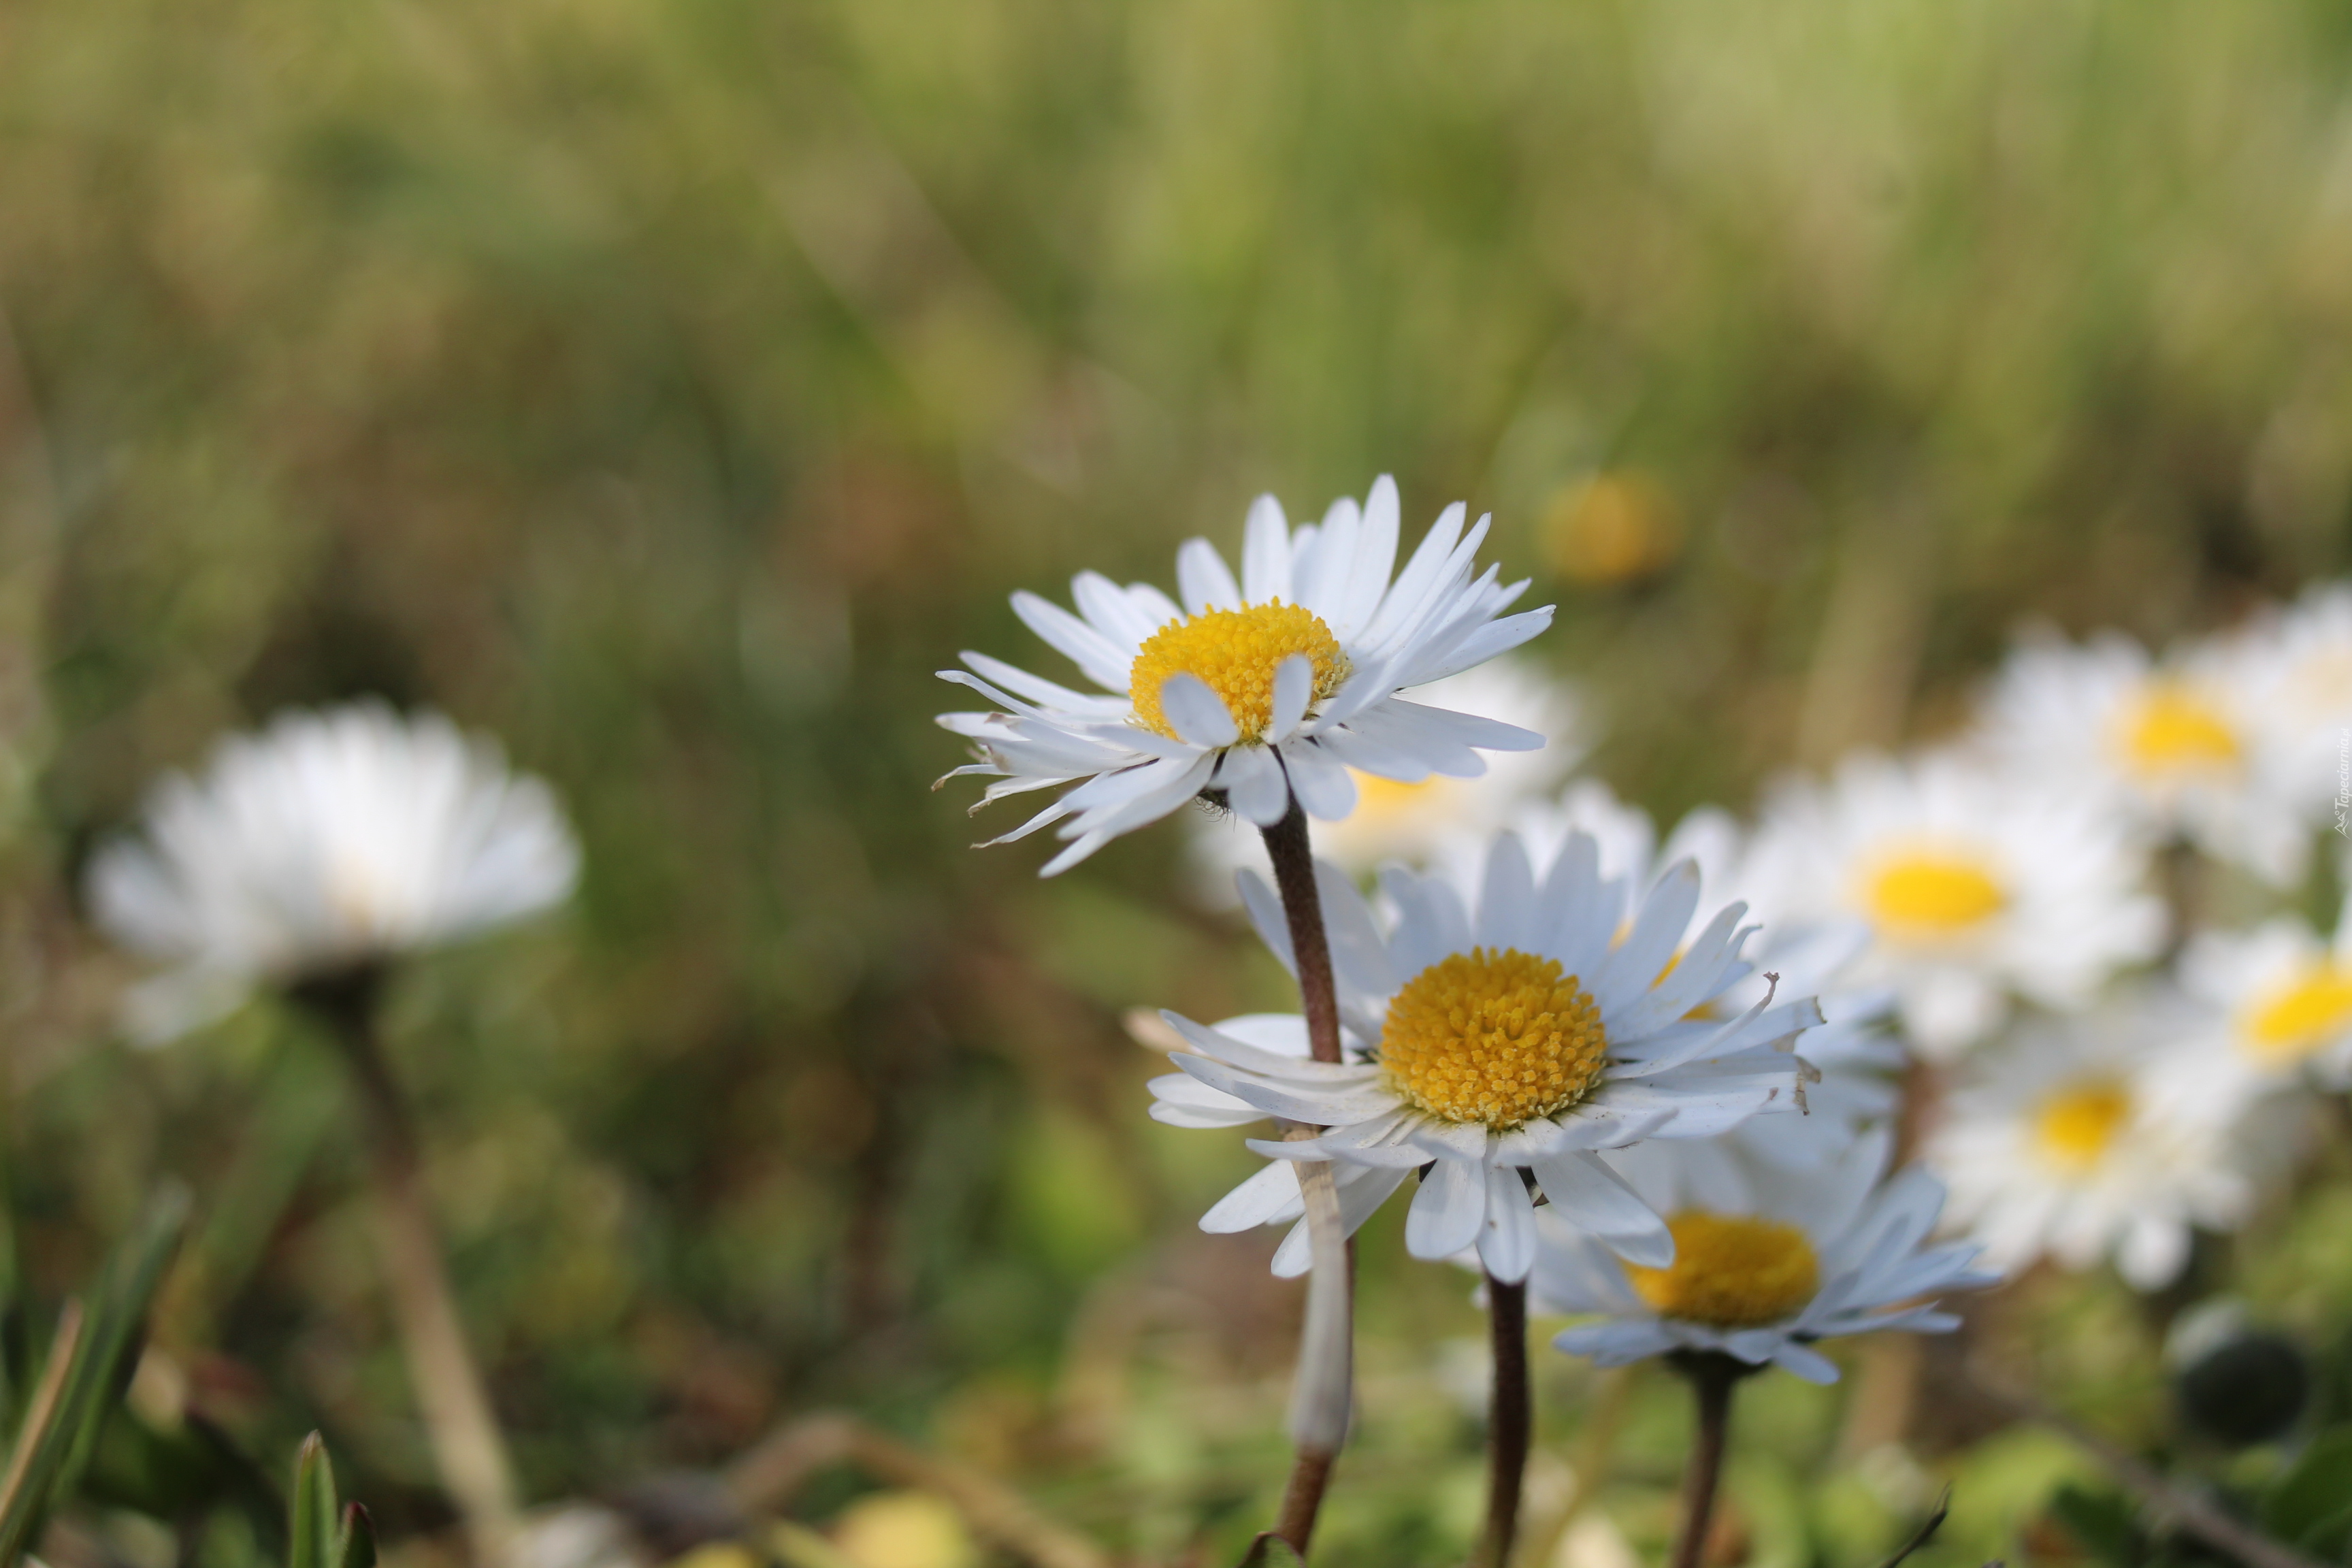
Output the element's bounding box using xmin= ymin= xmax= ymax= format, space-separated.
xmin=3 ymin=0 xmax=2352 ymax=1563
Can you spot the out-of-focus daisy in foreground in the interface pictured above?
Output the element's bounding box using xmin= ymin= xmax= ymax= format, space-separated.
xmin=2236 ymin=583 xmax=2352 ymax=842
xmin=1188 ymin=657 xmax=1582 ymax=893
xmin=88 ymin=702 xmax=580 ymax=1044
xmin=1536 ymin=1128 xmax=1995 ymax=1383
xmin=1147 ymin=830 xmax=1819 ymax=1283
xmin=1972 ymin=627 xmax=2316 ymax=888
xmin=1923 ymin=1002 xmax=2288 ymax=1290
xmin=937 ymin=476 xmax=1554 ymax=875
xmin=1742 ymin=751 xmax=2163 ymax=1058
xmin=2178 ymin=895 xmax=2352 ymax=1092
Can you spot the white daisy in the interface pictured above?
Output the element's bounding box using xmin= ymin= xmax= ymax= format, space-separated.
xmin=1492 ymin=779 xmax=1904 ymax=1166
xmin=88 ymin=702 xmax=581 ymax=1043
xmin=1923 ymin=1000 xmax=2288 ymax=1290
xmin=1187 ymin=657 xmax=1582 ymax=894
xmin=2234 ymin=583 xmax=2352 ymax=841
xmin=1147 ymin=829 xmax=1820 ymax=1284
xmin=937 ymin=476 xmax=1554 ymax=875
xmin=1972 ymin=625 xmax=2312 ymax=887
xmin=1535 ymin=1129 xmax=1995 ymax=1384
xmin=1740 ymin=750 xmax=2164 ymax=1058
xmin=2178 ymin=894 xmax=2352 ymax=1091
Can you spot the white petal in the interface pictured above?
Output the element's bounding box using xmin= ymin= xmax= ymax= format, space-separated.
xmin=1242 ymin=495 xmax=1292 ymax=605
xmin=1221 ymin=747 xmax=1292 ymax=825
xmin=1477 ymin=1168 xmax=1539 ymax=1283
xmin=1176 ymin=538 xmax=1243 ymax=615
xmin=1158 ymin=673 xmax=1242 ymax=749
xmin=1271 ymin=653 xmax=1314 ymax=742
xmin=1405 ymin=1157 xmax=1488 ymax=1260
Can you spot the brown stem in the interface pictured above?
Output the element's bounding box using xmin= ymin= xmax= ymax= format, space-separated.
xmin=1669 ymin=1352 xmax=1742 ymax=1568
xmin=1258 ymin=798 xmax=1354 ymax=1557
xmin=293 ymin=968 xmax=521 ymax=1568
xmin=1471 ymin=1275 xmax=1530 ymax=1568
xmin=1260 ymin=801 xmax=1343 ymax=1066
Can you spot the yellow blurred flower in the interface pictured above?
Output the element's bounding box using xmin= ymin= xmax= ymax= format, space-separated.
xmin=832 ymin=1493 xmax=978 ymax=1568
xmin=1543 ymin=472 xmax=1682 ymax=587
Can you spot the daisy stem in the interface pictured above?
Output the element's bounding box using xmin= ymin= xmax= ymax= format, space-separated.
xmin=1260 ymin=801 xmax=1343 ymax=1066
xmin=295 ymin=968 xmax=523 ymax=1568
xmin=1668 ymin=1352 xmax=1743 ymax=1568
xmin=1470 ymin=1275 xmax=1530 ymax=1568
xmin=1261 ymin=800 xmax=1354 ymax=1557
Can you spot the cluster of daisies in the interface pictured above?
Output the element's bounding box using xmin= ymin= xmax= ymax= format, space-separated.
xmin=941 ymin=477 xmax=1999 ymax=1390
xmin=1176 ymin=566 xmax=2352 ymax=1300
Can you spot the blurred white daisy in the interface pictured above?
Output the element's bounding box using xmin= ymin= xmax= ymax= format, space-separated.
xmin=2178 ymin=895 xmax=2352 ymax=1091
xmin=1187 ymin=657 xmax=1582 ymax=894
xmin=89 ymin=702 xmax=581 ymax=1044
xmin=1491 ymin=779 xmax=1904 ymax=1166
xmin=2235 ymin=583 xmax=2352 ymax=840
xmin=1741 ymin=751 xmax=2163 ymax=1058
xmin=1535 ymin=1129 xmax=1995 ymax=1384
xmin=1923 ymin=1001 xmax=2287 ymax=1290
xmin=1973 ymin=626 xmax=2312 ymax=887
xmin=1147 ymin=829 xmax=1819 ymax=1283
xmin=937 ymin=476 xmax=1554 ymax=875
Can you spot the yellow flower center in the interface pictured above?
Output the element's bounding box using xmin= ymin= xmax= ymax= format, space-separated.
xmin=2242 ymin=966 xmax=2352 ymax=1065
xmin=2032 ymin=1077 xmax=2131 ymax=1172
xmin=1625 ymin=1211 xmax=1820 ymax=1328
xmin=1350 ymin=770 xmax=1443 ymax=822
xmin=1861 ymin=851 xmax=2007 ymax=939
xmin=1128 ymin=602 xmax=1348 ymax=743
xmin=1379 ymin=947 xmax=1607 ymax=1128
xmin=2116 ymin=683 xmax=2240 ymax=780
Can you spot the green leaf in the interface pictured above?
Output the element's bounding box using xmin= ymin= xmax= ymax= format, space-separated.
xmin=333 ymin=1503 xmax=376 ymax=1568
xmin=0 ymin=1182 xmax=192 ymax=1567
xmin=2046 ymin=1482 xmax=2144 ymax=1568
xmin=1237 ymin=1533 xmax=1307 ymax=1568
xmin=289 ymin=1435 xmax=338 ymax=1568
xmin=2263 ymin=1424 xmax=2352 ymax=1558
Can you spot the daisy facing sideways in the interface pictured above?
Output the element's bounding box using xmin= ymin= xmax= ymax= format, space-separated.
xmin=938 ymin=476 xmax=1554 ymax=875
xmin=1740 ymin=749 xmax=2164 ymax=1058
xmin=88 ymin=702 xmax=581 ymax=1044
xmin=1972 ymin=626 xmax=2313 ymax=888
xmin=1535 ymin=1128 xmax=1996 ymax=1383
xmin=1922 ymin=1000 xmax=2292 ymax=1290
xmin=1147 ymin=828 xmax=1822 ymax=1283
xmin=2177 ymin=894 xmax=2352 ymax=1092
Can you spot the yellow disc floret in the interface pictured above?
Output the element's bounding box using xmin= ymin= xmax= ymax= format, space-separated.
xmin=2244 ymin=966 xmax=2352 ymax=1065
xmin=1625 ymin=1211 xmax=1820 ymax=1328
xmin=1861 ymin=851 xmax=2007 ymax=940
xmin=1129 ymin=602 xmax=1349 ymax=743
xmin=1379 ymin=947 xmax=1607 ymax=1128
xmin=2117 ymin=683 xmax=2240 ymax=780
xmin=2033 ymin=1076 xmax=2131 ymax=1172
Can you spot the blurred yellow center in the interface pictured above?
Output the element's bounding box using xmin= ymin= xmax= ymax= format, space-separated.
xmin=2244 ymin=967 xmax=2352 ymax=1064
xmin=2034 ymin=1077 xmax=2130 ymax=1171
xmin=2118 ymin=684 xmax=2240 ymax=779
xmin=1379 ymin=947 xmax=1607 ymax=1128
xmin=1129 ymin=602 xmax=1348 ymax=742
xmin=1351 ymin=770 xmax=1443 ymax=821
xmin=1625 ymin=1211 xmax=1820 ymax=1328
xmin=1863 ymin=853 xmax=2006 ymax=937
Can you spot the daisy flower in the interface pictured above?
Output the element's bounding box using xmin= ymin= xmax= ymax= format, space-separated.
xmin=1972 ymin=626 xmax=2313 ymax=887
xmin=1187 ymin=656 xmax=1582 ymax=893
xmin=1492 ymin=779 xmax=1904 ymax=1166
xmin=2236 ymin=583 xmax=2352 ymax=838
xmin=1147 ymin=829 xmax=1821 ymax=1283
xmin=1923 ymin=1000 xmax=2288 ymax=1290
xmin=937 ymin=476 xmax=1554 ymax=875
xmin=1740 ymin=750 xmax=2164 ymax=1058
xmin=1535 ymin=1129 xmax=1995 ymax=1384
xmin=88 ymin=702 xmax=580 ymax=1043
xmin=2178 ymin=895 xmax=2352 ymax=1091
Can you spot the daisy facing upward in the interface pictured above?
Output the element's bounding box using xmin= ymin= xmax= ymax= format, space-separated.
xmin=1150 ymin=827 xmax=1823 ymax=1284
xmin=937 ymin=475 xmax=1555 ymax=874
